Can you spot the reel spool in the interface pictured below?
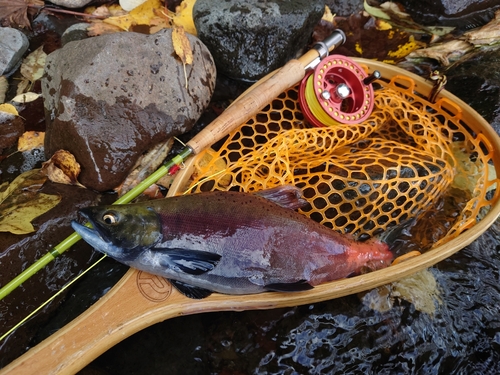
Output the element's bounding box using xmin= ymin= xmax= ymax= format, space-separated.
xmin=299 ymin=55 xmax=379 ymax=126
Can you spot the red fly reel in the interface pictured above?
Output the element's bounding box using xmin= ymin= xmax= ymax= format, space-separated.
xmin=299 ymin=55 xmax=378 ymax=126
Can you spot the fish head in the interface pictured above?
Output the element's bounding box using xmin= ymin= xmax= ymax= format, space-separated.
xmin=71 ymin=204 xmax=162 ymax=261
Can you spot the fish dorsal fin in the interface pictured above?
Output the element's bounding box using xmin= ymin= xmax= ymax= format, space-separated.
xmin=155 ymin=248 xmax=221 ymax=275
xmin=168 ymin=279 xmax=213 ymax=299
xmin=255 ymin=185 xmax=308 ymax=210
xmin=265 ymin=279 xmax=314 ymax=292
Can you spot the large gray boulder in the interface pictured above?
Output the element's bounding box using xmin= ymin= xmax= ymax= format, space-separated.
xmin=193 ymin=0 xmax=325 ymax=81
xmin=42 ymin=29 xmax=216 ymax=191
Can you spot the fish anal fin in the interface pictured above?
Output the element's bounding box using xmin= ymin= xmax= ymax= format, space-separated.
xmin=255 ymin=185 xmax=308 ymax=210
xmin=156 ymin=248 xmax=221 ymax=275
xmin=169 ymin=279 xmax=213 ymax=299
xmin=265 ymin=279 xmax=314 ymax=292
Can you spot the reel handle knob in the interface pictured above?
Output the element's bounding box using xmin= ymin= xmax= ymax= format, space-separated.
xmin=363 ymin=70 xmax=381 ymax=86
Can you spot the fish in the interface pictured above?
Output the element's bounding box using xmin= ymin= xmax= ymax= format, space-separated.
xmin=71 ymin=185 xmax=393 ymax=299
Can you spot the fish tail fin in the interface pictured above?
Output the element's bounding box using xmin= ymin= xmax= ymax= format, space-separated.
xmin=256 ymin=185 xmax=308 ymax=210
xmin=378 ymin=217 xmax=418 ymax=254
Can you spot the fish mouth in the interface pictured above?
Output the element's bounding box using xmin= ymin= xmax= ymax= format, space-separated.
xmin=71 ymin=220 xmax=111 ymax=253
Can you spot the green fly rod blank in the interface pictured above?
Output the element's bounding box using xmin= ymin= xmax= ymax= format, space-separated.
xmin=0 ymin=147 xmax=193 ymax=301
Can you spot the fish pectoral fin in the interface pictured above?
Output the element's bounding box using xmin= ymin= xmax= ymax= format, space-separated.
xmin=168 ymin=279 xmax=213 ymax=299
xmin=155 ymin=248 xmax=221 ymax=275
xmin=264 ymin=279 xmax=314 ymax=292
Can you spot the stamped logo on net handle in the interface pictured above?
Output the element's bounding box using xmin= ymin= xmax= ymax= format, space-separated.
xmin=136 ymin=271 xmax=172 ymax=302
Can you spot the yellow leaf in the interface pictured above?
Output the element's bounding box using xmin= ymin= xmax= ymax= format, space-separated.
xmin=20 ymin=45 xmax=47 ymax=82
xmin=0 ymin=76 xmax=7 ymax=104
xmin=0 ymin=169 xmax=61 ymax=235
xmin=172 ymin=24 xmax=193 ymax=88
xmin=104 ymin=0 xmax=163 ymax=31
xmin=12 ymin=92 xmax=41 ymax=103
xmin=42 ymin=150 xmax=85 ymax=187
xmin=18 ymin=131 xmax=45 ymax=152
xmin=322 ymin=5 xmax=335 ymax=24
xmin=172 ymin=0 xmax=197 ymax=36
xmin=0 ymin=103 xmax=18 ymax=116
xmin=172 ymin=24 xmax=193 ymax=65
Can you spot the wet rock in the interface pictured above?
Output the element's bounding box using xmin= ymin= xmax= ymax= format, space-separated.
xmin=61 ymin=23 xmax=90 ymax=46
xmin=48 ymin=0 xmax=93 ymax=8
xmin=444 ymin=47 xmax=500 ymax=135
xmin=42 ymin=28 xmax=216 ymax=191
xmin=193 ymin=0 xmax=325 ymax=81
xmin=392 ymin=0 xmax=500 ymax=29
xmin=0 ymin=182 xmax=112 ymax=367
xmin=0 ymin=27 xmax=29 ymax=76
xmin=326 ymin=0 xmax=364 ymax=17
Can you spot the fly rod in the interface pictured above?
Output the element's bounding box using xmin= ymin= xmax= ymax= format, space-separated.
xmin=0 ymin=30 xmax=346 ymax=301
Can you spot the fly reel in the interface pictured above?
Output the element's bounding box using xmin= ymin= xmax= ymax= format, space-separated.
xmin=299 ymin=55 xmax=379 ymax=126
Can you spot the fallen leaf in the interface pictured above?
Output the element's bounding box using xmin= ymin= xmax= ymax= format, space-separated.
xmin=322 ymin=5 xmax=335 ymax=24
xmin=363 ymin=0 xmax=454 ymax=36
xmin=172 ymin=24 xmax=193 ymax=88
xmin=0 ymin=76 xmax=7 ymax=104
xmin=41 ymin=150 xmax=85 ymax=188
xmin=116 ymin=138 xmax=173 ymax=196
xmin=19 ymin=46 xmax=47 ymax=87
xmin=11 ymin=92 xmax=41 ymax=103
xmin=120 ymin=0 xmax=147 ymax=12
xmin=16 ymin=46 xmax=47 ymax=95
xmin=172 ymin=0 xmax=196 ymax=35
xmin=406 ymin=39 xmax=473 ymax=66
xmin=18 ymin=131 xmax=45 ymax=152
xmin=0 ymin=103 xmax=19 ymax=116
xmin=0 ymin=169 xmax=61 ymax=234
xmin=462 ymin=9 xmax=500 ymax=45
xmin=103 ymin=0 xmax=164 ymax=31
xmin=0 ymin=0 xmax=44 ymax=29
xmin=87 ymin=21 xmax=123 ymax=36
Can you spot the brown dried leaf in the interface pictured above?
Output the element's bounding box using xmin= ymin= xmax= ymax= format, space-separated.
xmin=0 ymin=0 xmax=44 ymax=29
xmin=18 ymin=131 xmax=44 ymax=152
xmin=87 ymin=21 xmax=123 ymax=36
xmin=41 ymin=150 xmax=85 ymax=188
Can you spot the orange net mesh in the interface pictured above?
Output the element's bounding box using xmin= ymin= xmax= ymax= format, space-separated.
xmin=183 ymin=73 xmax=499 ymax=248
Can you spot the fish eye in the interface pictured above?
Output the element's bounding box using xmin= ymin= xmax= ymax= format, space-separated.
xmin=102 ymin=212 xmax=118 ymax=225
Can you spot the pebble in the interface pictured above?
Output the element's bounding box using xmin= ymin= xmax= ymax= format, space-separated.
xmin=46 ymin=0 xmax=94 ymax=8
xmin=0 ymin=27 xmax=29 ymax=76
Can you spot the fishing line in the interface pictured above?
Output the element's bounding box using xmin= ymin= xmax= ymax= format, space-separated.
xmin=0 ymin=254 xmax=108 ymax=343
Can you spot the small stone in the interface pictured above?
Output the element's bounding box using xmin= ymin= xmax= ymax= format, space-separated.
xmin=61 ymin=23 xmax=90 ymax=46
xmin=193 ymin=0 xmax=325 ymax=81
xmin=0 ymin=27 xmax=29 ymax=76
xmin=42 ymin=29 xmax=216 ymax=191
xmin=47 ymin=0 xmax=94 ymax=8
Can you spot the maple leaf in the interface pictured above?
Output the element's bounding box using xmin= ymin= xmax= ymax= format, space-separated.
xmin=0 ymin=0 xmax=44 ymax=29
